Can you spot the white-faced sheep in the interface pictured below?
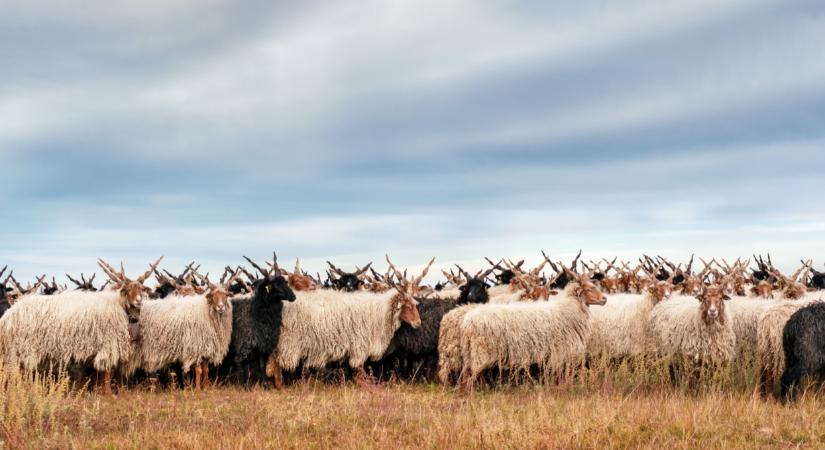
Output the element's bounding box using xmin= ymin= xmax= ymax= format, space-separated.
xmin=457 ymin=267 xmax=606 ymax=393
xmin=268 ymin=257 xmax=434 ymax=388
xmin=0 ymin=257 xmax=162 ymax=394
xmin=124 ymin=272 xmax=237 ymax=390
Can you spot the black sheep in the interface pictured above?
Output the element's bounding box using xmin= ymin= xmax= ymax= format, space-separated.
xmin=371 ymin=276 xmax=491 ymax=380
xmin=0 ymin=266 xmax=10 ymax=319
xmin=221 ymin=254 xmax=296 ymax=388
xmin=326 ymin=261 xmax=372 ymax=292
xmin=780 ymin=302 xmax=825 ymax=401
xmin=808 ymin=265 xmax=825 ymax=291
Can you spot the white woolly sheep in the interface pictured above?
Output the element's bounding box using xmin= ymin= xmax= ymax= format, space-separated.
xmin=586 ymin=279 xmax=673 ymax=359
xmin=457 ymin=270 xmax=606 ymax=393
xmin=268 ymin=257 xmax=434 ymax=388
xmin=647 ymin=285 xmax=737 ymax=367
xmin=124 ymin=273 xmax=235 ymax=390
xmin=0 ymin=257 xmax=161 ymax=394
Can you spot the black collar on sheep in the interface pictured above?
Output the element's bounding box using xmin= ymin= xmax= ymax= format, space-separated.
xmin=243 ymin=254 xmax=297 ymax=307
xmin=326 ymin=261 xmax=372 ymax=292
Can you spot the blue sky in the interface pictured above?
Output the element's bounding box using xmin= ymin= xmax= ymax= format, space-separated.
xmin=2 ymin=0 xmax=824 ymax=281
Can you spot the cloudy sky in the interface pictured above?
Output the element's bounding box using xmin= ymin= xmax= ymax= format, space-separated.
xmin=2 ymin=0 xmax=824 ymax=281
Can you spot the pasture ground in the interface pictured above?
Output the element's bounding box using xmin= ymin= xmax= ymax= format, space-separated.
xmin=4 ymin=367 xmax=825 ymax=449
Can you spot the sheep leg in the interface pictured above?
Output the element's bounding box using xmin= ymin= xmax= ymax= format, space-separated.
xmin=100 ymin=369 xmax=113 ymax=395
xmin=780 ymin=363 xmax=804 ymax=402
xmin=461 ymin=371 xmax=477 ymax=395
xmin=355 ymin=367 xmax=377 ymax=388
xmin=256 ymin=355 xmax=271 ymax=389
xmin=195 ymin=364 xmax=203 ymax=391
xmin=202 ymin=363 xmax=210 ymax=389
xmin=760 ymin=367 xmax=775 ymax=399
xmin=242 ymin=359 xmax=253 ymax=389
xmin=271 ymin=360 xmax=284 ymax=390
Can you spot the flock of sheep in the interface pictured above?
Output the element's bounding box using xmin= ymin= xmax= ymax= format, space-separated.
xmin=1 ymin=252 xmax=824 ymax=400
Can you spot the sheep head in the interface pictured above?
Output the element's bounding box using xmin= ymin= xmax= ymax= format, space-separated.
xmin=564 ymin=267 xmax=607 ymax=306
xmin=697 ymin=284 xmax=730 ymax=326
xmin=750 ymin=280 xmax=774 ymax=299
xmin=454 ymin=265 xmax=494 ymax=304
xmin=386 ymin=255 xmax=435 ymax=329
xmin=808 ymin=263 xmax=825 ymax=290
xmin=98 ymin=257 xmax=163 ymax=309
xmin=286 ymin=258 xmax=317 ymax=292
xmin=326 ymin=261 xmax=372 ymax=292
xmin=66 ymin=273 xmax=98 ymax=292
xmin=484 ymin=257 xmax=521 ymax=285
xmin=647 ymin=279 xmax=673 ymax=303
xmin=244 ymin=254 xmax=297 ymax=304
xmin=193 ymin=271 xmax=235 ymax=315
xmin=679 ymin=274 xmax=703 ymax=296
xmin=0 ymin=266 xmax=10 ymax=301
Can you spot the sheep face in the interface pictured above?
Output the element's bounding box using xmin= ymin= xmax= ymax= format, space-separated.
xmin=698 ymin=286 xmax=729 ymax=325
xmin=810 ymin=270 xmax=825 ymax=290
xmin=288 ymin=273 xmax=316 ymax=291
xmin=571 ymin=280 xmax=607 ymax=306
xmin=751 ymin=281 xmax=774 ymax=299
xmin=629 ymin=276 xmax=650 ymax=295
xmin=458 ymin=278 xmax=490 ymax=304
xmin=153 ymin=282 xmax=176 ymax=299
xmin=120 ymin=281 xmax=151 ymax=309
xmin=600 ymin=277 xmax=619 ymax=294
xmin=394 ymin=291 xmax=421 ymax=329
xmin=205 ymin=286 xmax=232 ymax=314
xmin=647 ymin=280 xmax=673 ymax=303
xmin=679 ymin=276 xmax=703 ymax=296
xmin=256 ymin=275 xmax=296 ymax=304
xmin=731 ymin=276 xmax=747 ymax=297
xmin=783 ymin=282 xmax=806 ymax=300
xmin=327 ymin=261 xmax=372 ymax=292
xmin=333 ymin=274 xmax=362 ymax=292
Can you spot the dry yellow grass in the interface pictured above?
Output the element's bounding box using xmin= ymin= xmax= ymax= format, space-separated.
xmin=5 ymin=369 xmax=825 ymax=449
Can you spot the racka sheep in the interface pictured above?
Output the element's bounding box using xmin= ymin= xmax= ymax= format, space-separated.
xmin=222 ymin=254 xmax=296 ymax=388
xmin=125 ymin=271 xmax=237 ymax=390
xmin=0 ymin=257 xmax=162 ymax=394
xmin=780 ymin=302 xmax=825 ymax=400
xmin=269 ymin=256 xmax=434 ymax=388
xmin=647 ymin=284 xmax=737 ymax=368
xmin=458 ymin=267 xmax=606 ymax=393
xmin=374 ymin=264 xmax=494 ymax=380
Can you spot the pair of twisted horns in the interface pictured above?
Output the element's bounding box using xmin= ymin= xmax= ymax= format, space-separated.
xmin=98 ymin=256 xmax=163 ymax=286
xmin=326 ymin=261 xmax=373 ymax=278
xmin=385 ymin=255 xmax=435 ymax=288
xmin=243 ymin=252 xmax=279 ymax=279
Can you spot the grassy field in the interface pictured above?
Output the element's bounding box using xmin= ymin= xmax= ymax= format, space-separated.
xmin=4 ymin=365 xmax=825 ymax=449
